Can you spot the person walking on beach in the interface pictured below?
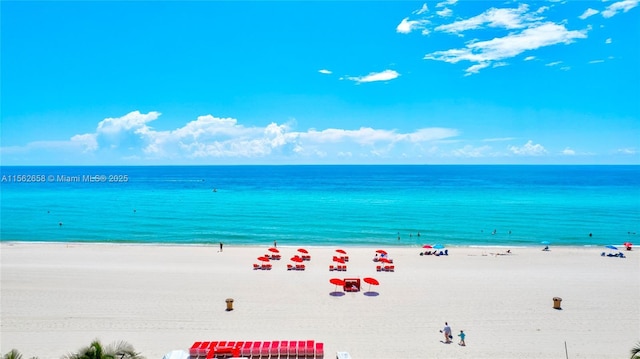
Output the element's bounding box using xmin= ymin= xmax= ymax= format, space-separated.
xmin=440 ymin=322 xmax=452 ymax=343
xmin=458 ymin=330 xmax=466 ymax=346
xmin=219 ymin=242 xmax=223 ymax=252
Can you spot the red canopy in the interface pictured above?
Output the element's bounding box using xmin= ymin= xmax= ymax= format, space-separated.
xmin=335 ymin=249 xmax=347 ymax=254
xmin=379 ymin=257 xmax=391 ymax=263
xmin=330 ymin=278 xmax=345 ymax=286
xmin=376 ymin=249 xmax=387 ymax=255
xmin=291 ymin=256 xmax=303 ymax=262
xmin=268 ymin=247 xmax=279 ymax=253
xmin=257 ymin=256 xmax=270 ymax=262
xmin=298 ymin=248 xmax=309 ymax=254
xmin=363 ymin=277 xmax=379 ymax=285
xmin=422 ymin=245 xmax=432 ymax=249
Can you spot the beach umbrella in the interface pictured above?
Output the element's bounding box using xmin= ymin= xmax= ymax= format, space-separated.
xmin=376 ymin=249 xmax=387 ymax=255
xmin=333 ymin=256 xmax=345 ymax=264
xmin=379 ymin=257 xmax=391 ymax=264
xmin=433 ymin=244 xmax=445 ymax=250
xmin=268 ymin=247 xmax=279 ymax=253
xmin=422 ymin=245 xmax=432 ymax=249
xmin=624 ymin=242 xmax=633 ymax=249
xmin=336 ymin=249 xmax=347 ymax=254
xmin=330 ymin=278 xmax=345 ymax=292
xmin=258 ymin=256 xmax=270 ymax=262
xmin=298 ymin=248 xmax=309 ymax=254
xmin=291 ymin=256 xmax=303 ymax=262
xmin=605 ymin=245 xmax=618 ymax=251
xmin=363 ymin=277 xmax=379 ymax=291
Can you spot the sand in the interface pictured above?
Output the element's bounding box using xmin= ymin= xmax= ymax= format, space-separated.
xmin=1 ymin=242 xmax=638 ymax=359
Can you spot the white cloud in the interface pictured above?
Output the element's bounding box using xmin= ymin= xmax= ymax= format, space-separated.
xmin=437 ymin=8 xmax=453 ymax=17
xmin=396 ymin=18 xmax=429 ymax=34
xmin=96 ymin=111 xmax=160 ymax=134
xmin=508 ymin=140 xmax=547 ymax=156
xmin=589 ymin=59 xmax=605 ymax=64
xmin=562 ymin=147 xmax=576 ymax=155
xmin=451 ymin=145 xmax=492 ymax=158
xmin=413 ymin=3 xmax=429 ymax=15
xmin=605 ymin=38 xmax=612 ymax=44
xmin=617 ymin=148 xmax=638 ymax=155
xmin=524 ymin=56 xmax=536 ymax=61
xmin=346 ymin=69 xmax=400 ymax=83
xmin=546 ymin=61 xmax=563 ymax=67
xmin=435 ymin=4 xmax=535 ymax=34
xmin=602 ymin=0 xmax=639 ymax=18
xmin=318 ymin=69 xmax=332 ymax=74
xmin=436 ymin=0 xmax=458 ymax=8
xmin=425 ymin=23 xmax=587 ymax=73
xmin=579 ymin=8 xmax=599 ymax=19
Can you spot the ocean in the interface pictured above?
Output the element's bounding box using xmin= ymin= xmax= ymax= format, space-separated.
xmin=1 ymin=165 xmax=638 ymax=248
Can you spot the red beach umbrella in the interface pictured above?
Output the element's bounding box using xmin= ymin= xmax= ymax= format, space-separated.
xmin=376 ymin=249 xmax=387 ymax=255
xmin=257 ymin=256 xmax=270 ymax=262
xmin=298 ymin=248 xmax=309 ymax=254
xmin=268 ymin=247 xmax=279 ymax=253
xmin=363 ymin=277 xmax=379 ymax=291
xmin=422 ymin=245 xmax=432 ymax=249
xmin=379 ymin=257 xmax=391 ymax=264
xmin=333 ymin=256 xmax=345 ymax=264
xmin=624 ymin=242 xmax=633 ymax=250
xmin=291 ymin=256 xmax=303 ymax=263
xmin=335 ymin=249 xmax=347 ymax=254
xmin=330 ymin=278 xmax=345 ymax=292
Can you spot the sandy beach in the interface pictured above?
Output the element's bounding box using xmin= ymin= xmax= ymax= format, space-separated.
xmin=1 ymin=242 xmax=638 ymax=359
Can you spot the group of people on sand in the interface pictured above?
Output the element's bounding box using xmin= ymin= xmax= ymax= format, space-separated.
xmin=420 ymin=250 xmax=448 ymax=256
xmin=439 ymin=322 xmax=465 ymax=346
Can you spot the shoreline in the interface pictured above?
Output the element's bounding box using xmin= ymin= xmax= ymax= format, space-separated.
xmin=2 ymin=242 xmax=638 ymax=359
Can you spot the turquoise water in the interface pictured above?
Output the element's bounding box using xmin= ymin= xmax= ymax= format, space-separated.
xmin=1 ymin=165 xmax=638 ymax=247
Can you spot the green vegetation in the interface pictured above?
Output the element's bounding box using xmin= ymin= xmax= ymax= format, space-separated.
xmin=3 ymin=340 xmax=144 ymax=359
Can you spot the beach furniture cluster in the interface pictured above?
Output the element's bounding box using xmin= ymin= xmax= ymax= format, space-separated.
xmin=189 ymin=340 xmax=324 ymax=359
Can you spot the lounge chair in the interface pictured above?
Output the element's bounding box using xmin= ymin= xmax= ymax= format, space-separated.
xmin=315 ymin=342 xmax=324 ymax=359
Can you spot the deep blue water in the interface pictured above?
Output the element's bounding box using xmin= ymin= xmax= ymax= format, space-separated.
xmin=1 ymin=165 xmax=638 ymax=247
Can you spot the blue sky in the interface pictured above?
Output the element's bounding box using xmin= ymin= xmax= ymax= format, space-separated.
xmin=1 ymin=0 xmax=638 ymax=165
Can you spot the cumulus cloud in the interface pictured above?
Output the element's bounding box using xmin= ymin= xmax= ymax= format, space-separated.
xmin=602 ymin=0 xmax=639 ymax=18
xmin=5 ymin=111 xmax=463 ymax=163
xmin=562 ymin=147 xmax=576 ymax=155
xmin=434 ymin=4 xmax=534 ymax=34
xmin=508 ymin=140 xmax=547 ymax=156
xmin=346 ymin=69 xmax=400 ymax=83
xmin=396 ymin=18 xmax=429 ymax=34
xmin=318 ymin=69 xmax=332 ymax=74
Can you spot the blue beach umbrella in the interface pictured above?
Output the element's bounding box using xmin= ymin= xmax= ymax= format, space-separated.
xmin=605 ymin=245 xmax=618 ymax=251
xmin=433 ymin=244 xmax=445 ymax=249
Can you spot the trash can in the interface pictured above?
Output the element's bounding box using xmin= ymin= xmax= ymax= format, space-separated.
xmin=553 ymin=297 xmax=562 ymax=310
xmin=225 ymin=298 xmax=234 ymax=311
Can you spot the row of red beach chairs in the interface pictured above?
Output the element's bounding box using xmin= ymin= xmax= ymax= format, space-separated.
xmin=287 ymin=264 xmax=306 ymax=271
xmin=253 ymin=264 xmax=273 ymax=270
xmin=328 ymin=265 xmax=347 ymax=271
xmin=376 ymin=265 xmax=395 ymax=272
xmin=189 ymin=340 xmax=324 ymax=359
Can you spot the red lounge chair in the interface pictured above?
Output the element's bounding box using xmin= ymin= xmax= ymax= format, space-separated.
xmin=305 ymin=340 xmax=315 ymax=358
xmin=251 ymin=342 xmax=262 ymax=358
xmin=315 ymin=342 xmax=324 ymax=359
xmin=190 ymin=342 xmax=202 ymax=357
xmin=376 ymin=265 xmax=382 ymax=272
xmin=298 ymin=341 xmax=306 ymax=357
xmin=389 ymin=265 xmax=395 ymax=272
xmin=287 ymin=264 xmax=294 ymax=270
xmin=269 ymin=341 xmax=280 ymax=358
xmin=259 ymin=341 xmax=270 ymax=358
xmin=199 ymin=342 xmax=211 ymax=358
xmin=288 ymin=341 xmax=297 ymax=357
xmin=241 ymin=342 xmax=253 ymax=357
xmin=280 ymin=340 xmax=289 ymax=358
xmin=329 ymin=265 xmax=334 ymax=271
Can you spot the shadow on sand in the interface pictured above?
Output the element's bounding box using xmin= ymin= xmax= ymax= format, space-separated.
xmin=363 ymin=291 xmax=379 ymax=297
xmin=329 ymin=291 xmax=345 ymax=297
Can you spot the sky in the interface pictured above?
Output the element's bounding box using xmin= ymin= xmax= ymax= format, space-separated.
xmin=1 ymin=0 xmax=639 ymax=165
